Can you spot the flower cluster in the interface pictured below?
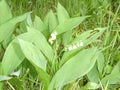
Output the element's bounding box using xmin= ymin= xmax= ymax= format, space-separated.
xmin=49 ymin=32 xmax=57 ymax=44
xmin=65 ymin=41 xmax=83 ymax=51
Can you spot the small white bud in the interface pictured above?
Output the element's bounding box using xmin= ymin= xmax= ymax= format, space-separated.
xmin=68 ymin=46 xmax=73 ymax=51
xmin=51 ymin=35 xmax=56 ymax=40
xmin=51 ymin=33 xmax=54 ymax=37
xmin=54 ymin=32 xmax=57 ymax=35
xmin=64 ymin=47 xmax=68 ymax=51
xmin=51 ymin=32 xmax=57 ymax=36
xmin=76 ymin=43 xmax=80 ymax=47
xmin=79 ymin=42 xmax=83 ymax=46
xmin=48 ymin=38 xmax=53 ymax=44
xmin=50 ymin=32 xmax=57 ymax=40
xmin=72 ymin=45 xmax=77 ymax=49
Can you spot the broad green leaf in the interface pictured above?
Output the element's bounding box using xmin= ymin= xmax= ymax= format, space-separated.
xmin=21 ymin=59 xmax=50 ymax=89
xmin=87 ymin=65 xmax=99 ymax=83
xmin=34 ymin=15 xmax=46 ymax=32
xmin=60 ymin=28 xmax=106 ymax=66
xmin=2 ymin=34 xmax=13 ymax=49
xmin=57 ymin=2 xmax=72 ymax=46
xmin=0 ymin=75 xmax=12 ymax=81
xmin=66 ymin=28 xmax=106 ymax=48
xmin=49 ymin=10 xmax=58 ymax=32
xmin=60 ymin=49 xmax=81 ymax=67
xmin=62 ymin=31 xmax=72 ymax=45
xmin=68 ymin=30 xmax=94 ymax=45
xmin=97 ymin=52 xmax=105 ymax=74
xmin=10 ymin=70 xmax=20 ymax=77
xmin=2 ymin=40 xmax=25 ymax=75
xmin=18 ymin=39 xmax=47 ymax=71
xmin=26 ymin=26 xmax=32 ymax=32
xmin=52 ymin=16 xmax=89 ymax=35
xmin=57 ymin=2 xmax=69 ymax=23
xmin=0 ymin=0 xmax=12 ymax=24
xmin=1 ymin=35 xmax=50 ymax=88
xmin=49 ymin=47 xmax=98 ymax=89
xmin=34 ymin=15 xmax=49 ymax=38
xmin=101 ymin=73 xmax=120 ymax=85
xmin=44 ymin=12 xmax=50 ymax=30
xmin=17 ymin=29 xmax=54 ymax=61
xmin=63 ymin=30 xmax=94 ymax=50
xmin=111 ymin=60 xmax=120 ymax=74
xmin=21 ymin=58 xmax=50 ymax=89
xmin=0 ymin=13 xmax=29 ymax=43
xmin=18 ymin=21 xmax=28 ymax=33
xmin=0 ymin=0 xmax=13 ymax=49
xmin=26 ymin=13 xmax=33 ymax=27
xmin=18 ymin=12 xmax=32 ymax=33
xmin=34 ymin=16 xmax=50 ymax=38
xmin=84 ymin=28 xmax=106 ymax=45
xmin=60 ymin=30 xmax=95 ymax=66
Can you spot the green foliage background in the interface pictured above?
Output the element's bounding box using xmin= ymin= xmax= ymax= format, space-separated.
xmin=0 ymin=0 xmax=120 ymax=90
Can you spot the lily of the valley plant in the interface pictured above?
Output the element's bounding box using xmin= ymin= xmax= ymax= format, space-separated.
xmin=0 ymin=0 xmax=110 ymax=90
